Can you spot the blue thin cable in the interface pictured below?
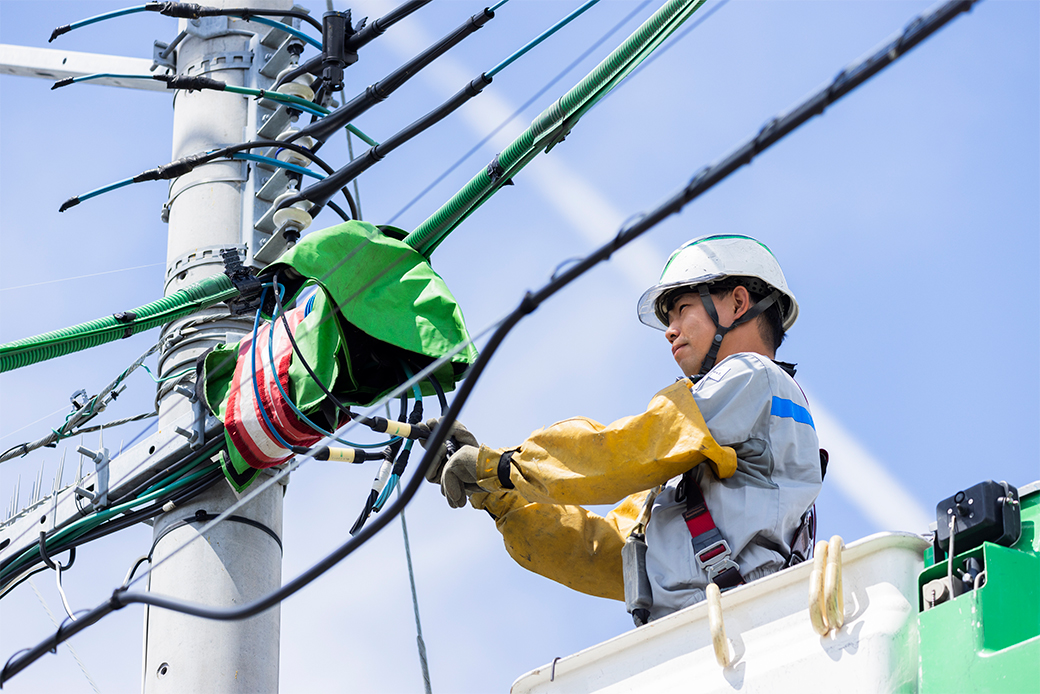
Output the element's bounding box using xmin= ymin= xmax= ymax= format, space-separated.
xmin=76 ymin=177 xmax=138 ymax=204
xmin=251 ymin=285 xmax=295 ymax=450
xmin=68 ymin=73 xmax=157 ymax=86
xmin=65 ymin=5 xmax=148 ymax=33
xmin=233 ymin=15 xmax=322 ymax=49
xmin=231 ymin=153 xmax=325 ymax=179
xmin=265 ymin=277 xmax=399 ymax=449
xmin=373 ymin=362 xmax=423 ymax=510
xmin=487 ymin=0 xmax=603 ymax=78
xmin=387 ymin=0 xmax=651 ymax=224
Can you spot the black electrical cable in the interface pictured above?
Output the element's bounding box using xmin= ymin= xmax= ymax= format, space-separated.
xmin=327 ymin=199 xmax=352 ymax=222
xmin=108 ymin=432 xmax=224 ymax=506
xmin=286 ymin=74 xmax=494 ymax=213
xmin=0 ymin=466 xmax=223 ymax=583
xmin=59 ymin=139 xmax=355 ymax=215
xmin=271 ymin=274 xmax=354 ymax=427
xmin=273 ymin=54 xmax=323 ymax=90
xmin=145 ymin=3 xmax=323 ymax=32
xmin=425 ymin=372 xmax=448 ymax=411
xmin=291 ymin=7 xmax=495 ymax=146
xmin=0 ymin=0 xmax=980 ymax=681
xmin=345 ymin=0 xmax=434 ymax=52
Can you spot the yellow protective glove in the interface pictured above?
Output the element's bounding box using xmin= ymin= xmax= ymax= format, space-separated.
xmin=440 ymin=445 xmax=483 ymax=508
xmin=420 ymin=418 xmax=479 ymax=484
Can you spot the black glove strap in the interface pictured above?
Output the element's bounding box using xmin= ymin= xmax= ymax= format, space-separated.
xmin=498 ymin=450 xmax=517 ymax=489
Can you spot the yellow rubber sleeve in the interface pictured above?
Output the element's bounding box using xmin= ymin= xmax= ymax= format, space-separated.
xmin=471 ymin=490 xmax=648 ymax=601
xmin=475 ymin=379 xmax=736 ymax=506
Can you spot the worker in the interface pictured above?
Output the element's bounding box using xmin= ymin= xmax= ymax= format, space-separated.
xmin=426 ymin=235 xmax=823 ymax=623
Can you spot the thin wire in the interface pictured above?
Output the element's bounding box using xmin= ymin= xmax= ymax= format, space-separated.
xmin=0 ymin=263 xmax=163 ymax=292
xmin=486 ymin=0 xmax=603 ymax=78
xmin=386 ymin=0 xmax=652 ymax=225
xmin=0 ymin=406 xmax=74 ymax=442
xmin=346 ymin=131 xmax=363 ymax=220
xmin=398 ymin=488 xmax=432 ymax=694
xmin=596 ymin=0 xmax=730 ymax=107
xmin=28 ymin=579 xmax=101 ymax=694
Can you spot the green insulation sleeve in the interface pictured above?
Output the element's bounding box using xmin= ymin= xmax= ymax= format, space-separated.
xmin=404 ymin=0 xmax=705 ymax=255
xmin=0 ymin=275 xmax=240 ymax=373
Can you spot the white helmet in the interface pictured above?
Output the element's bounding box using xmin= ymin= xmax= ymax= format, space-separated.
xmin=637 ymin=234 xmax=799 ymax=331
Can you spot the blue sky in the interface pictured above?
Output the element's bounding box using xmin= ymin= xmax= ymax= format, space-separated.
xmin=1 ymin=1 xmax=1037 ymax=692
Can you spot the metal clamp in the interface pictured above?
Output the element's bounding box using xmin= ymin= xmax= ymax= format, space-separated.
xmin=174 ymin=385 xmax=206 ymax=451
xmin=695 ymin=539 xmax=740 ymax=583
xmin=74 ymin=445 xmax=110 ymax=511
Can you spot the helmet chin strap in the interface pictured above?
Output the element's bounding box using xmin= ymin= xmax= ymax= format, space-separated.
xmin=693 ymin=285 xmax=780 ymax=381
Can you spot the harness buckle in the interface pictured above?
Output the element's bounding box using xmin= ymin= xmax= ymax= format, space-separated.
xmin=696 ymin=539 xmax=740 ymax=584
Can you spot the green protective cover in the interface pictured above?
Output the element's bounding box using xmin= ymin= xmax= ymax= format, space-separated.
xmin=201 ymin=221 xmax=477 ymax=490
xmin=259 ymin=220 xmax=478 ymax=403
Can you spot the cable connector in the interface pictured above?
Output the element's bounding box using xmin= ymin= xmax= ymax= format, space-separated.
xmin=360 ymin=417 xmax=429 ymax=440
xmin=134 ymin=153 xmax=208 ymax=183
xmin=321 ymin=10 xmax=360 ymax=94
xmin=51 ymin=77 xmax=75 ymax=90
xmin=147 ymin=2 xmax=207 ymax=20
xmin=306 ymin=446 xmax=381 ymax=463
xmin=160 ymin=74 xmax=227 ymax=92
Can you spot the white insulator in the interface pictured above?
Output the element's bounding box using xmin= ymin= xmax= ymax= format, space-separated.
xmin=706 ymin=583 xmax=730 ymax=668
xmin=271 ymin=190 xmax=312 ymax=212
xmin=277 ymin=79 xmax=315 ymax=103
xmin=273 ymin=207 xmax=312 ymax=235
xmin=274 ymin=130 xmax=314 ymax=167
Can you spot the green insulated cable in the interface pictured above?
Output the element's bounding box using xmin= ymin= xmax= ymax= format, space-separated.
xmin=0 ymin=275 xmax=239 ymax=373
xmin=404 ymin=0 xmax=705 ymax=256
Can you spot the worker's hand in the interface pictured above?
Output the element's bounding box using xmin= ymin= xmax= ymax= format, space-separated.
xmin=440 ymin=445 xmax=484 ymax=508
xmin=420 ymin=418 xmax=478 ymax=484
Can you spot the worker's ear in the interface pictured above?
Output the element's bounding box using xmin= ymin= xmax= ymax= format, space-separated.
xmin=730 ymin=285 xmax=752 ymax=320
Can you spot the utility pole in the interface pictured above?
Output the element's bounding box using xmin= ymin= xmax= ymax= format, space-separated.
xmin=143 ymin=2 xmax=295 ymax=692
xmin=2 ymin=1 xmax=323 ymax=688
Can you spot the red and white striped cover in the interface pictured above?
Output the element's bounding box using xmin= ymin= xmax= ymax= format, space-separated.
xmin=225 ymin=307 xmax=323 ymax=468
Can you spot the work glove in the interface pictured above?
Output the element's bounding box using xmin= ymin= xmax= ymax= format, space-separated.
xmin=419 ymin=418 xmax=478 ymax=484
xmin=440 ymin=445 xmax=484 ymax=509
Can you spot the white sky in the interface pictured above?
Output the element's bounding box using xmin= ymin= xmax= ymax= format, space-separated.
xmin=0 ymin=1 xmax=1037 ymax=692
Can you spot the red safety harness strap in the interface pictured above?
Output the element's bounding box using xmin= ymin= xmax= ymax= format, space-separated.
xmin=681 ymin=471 xmax=745 ymax=590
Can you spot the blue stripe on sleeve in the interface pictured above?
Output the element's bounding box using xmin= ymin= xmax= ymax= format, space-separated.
xmin=770 ymin=396 xmax=815 ymax=429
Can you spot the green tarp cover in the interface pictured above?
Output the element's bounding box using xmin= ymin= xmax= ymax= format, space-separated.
xmin=202 ymin=221 xmax=478 ymax=490
xmin=258 ymin=220 xmax=477 ymax=398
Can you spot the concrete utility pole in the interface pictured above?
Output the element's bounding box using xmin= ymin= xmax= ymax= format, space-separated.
xmin=2 ymin=1 xmax=322 ymax=689
xmin=144 ymin=2 xmax=295 ymax=692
